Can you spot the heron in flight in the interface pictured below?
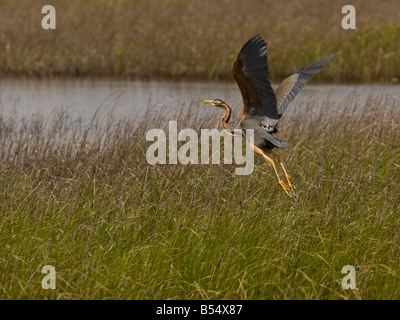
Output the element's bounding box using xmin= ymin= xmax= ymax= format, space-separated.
xmin=201 ymin=35 xmax=338 ymax=197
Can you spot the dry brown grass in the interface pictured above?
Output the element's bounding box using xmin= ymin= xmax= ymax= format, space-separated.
xmin=1 ymin=0 xmax=400 ymax=82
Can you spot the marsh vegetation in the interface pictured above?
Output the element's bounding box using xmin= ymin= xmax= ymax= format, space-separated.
xmin=1 ymin=90 xmax=399 ymax=299
xmin=1 ymin=0 xmax=400 ymax=82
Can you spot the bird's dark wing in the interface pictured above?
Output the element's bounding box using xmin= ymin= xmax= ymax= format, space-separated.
xmin=276 ymin=52 xmax=339 ymax=116
xmin=232 ymin=35 xmax=278 ymax=126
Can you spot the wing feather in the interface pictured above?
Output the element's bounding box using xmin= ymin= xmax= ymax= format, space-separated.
xmin=232 ymin=35 xmax=278 ymax=124
xmin=276 ymin=52 xmax=339 ymax=115
xmin=253 ymin=127 xmax=291 ymax=149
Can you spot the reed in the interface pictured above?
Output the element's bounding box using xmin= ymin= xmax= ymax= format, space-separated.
xmin=0 ymin=0 xmax=399 ymax=82
xmin=1 ymin=89 xmax=399 ymax=299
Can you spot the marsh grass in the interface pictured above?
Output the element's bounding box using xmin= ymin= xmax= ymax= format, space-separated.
xmin=1 ymin=0 xmax=400 ymax=82
xmin=0 ymin=90 xmax=400 ymax=299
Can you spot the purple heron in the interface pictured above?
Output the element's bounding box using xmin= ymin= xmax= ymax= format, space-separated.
xmin=201 ymin=35 xmax=338 ymax=197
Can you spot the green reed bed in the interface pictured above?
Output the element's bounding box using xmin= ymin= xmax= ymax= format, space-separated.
xmin=0 ymin=90 xmax=399 ymax=299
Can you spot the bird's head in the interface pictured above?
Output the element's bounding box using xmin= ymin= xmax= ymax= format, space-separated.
xmin=200 ymin=99 xmax=227 ymax=108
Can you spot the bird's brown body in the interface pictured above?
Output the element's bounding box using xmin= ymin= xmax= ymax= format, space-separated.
xmin=201 ymin=35 xmax=338 ymax=197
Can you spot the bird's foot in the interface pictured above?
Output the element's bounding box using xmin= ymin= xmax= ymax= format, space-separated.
xmin=284 ymin=175 xmax=296 ymax=193
xmin=279 ymin=180 xmax=294 ymax=198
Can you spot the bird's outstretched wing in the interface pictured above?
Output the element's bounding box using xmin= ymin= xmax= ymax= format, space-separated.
xmin=232 ymin=35 xmax=278 ymax=126
xmin=276 ymin=52 xmax=339 ymax=116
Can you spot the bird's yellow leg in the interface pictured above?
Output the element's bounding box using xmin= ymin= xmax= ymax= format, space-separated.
xmin=273 ymin=152 xmax=296 ymax=192
xmin=252 ymin=144 xmax=293 ymax=198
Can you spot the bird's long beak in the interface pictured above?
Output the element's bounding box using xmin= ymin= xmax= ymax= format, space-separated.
xmin=200 ymin=100 xmax=215 ymax=105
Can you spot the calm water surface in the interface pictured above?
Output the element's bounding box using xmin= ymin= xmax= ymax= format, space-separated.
xmin=0 ymin=78 xmax=399 ymax=122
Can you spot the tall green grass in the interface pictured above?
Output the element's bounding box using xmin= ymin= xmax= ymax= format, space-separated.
xmin=0 ymin=90 xmax=399 ymax=299
xmin=1 ymin=0 xmax=400 ymax=82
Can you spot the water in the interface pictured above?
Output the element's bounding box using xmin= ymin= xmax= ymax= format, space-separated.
xmin=0 ymin=78 xmax=399 ymax=122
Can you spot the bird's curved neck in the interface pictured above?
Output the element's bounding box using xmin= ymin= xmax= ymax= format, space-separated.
xmin=220 ymin=103 xmax=233 ymax=133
